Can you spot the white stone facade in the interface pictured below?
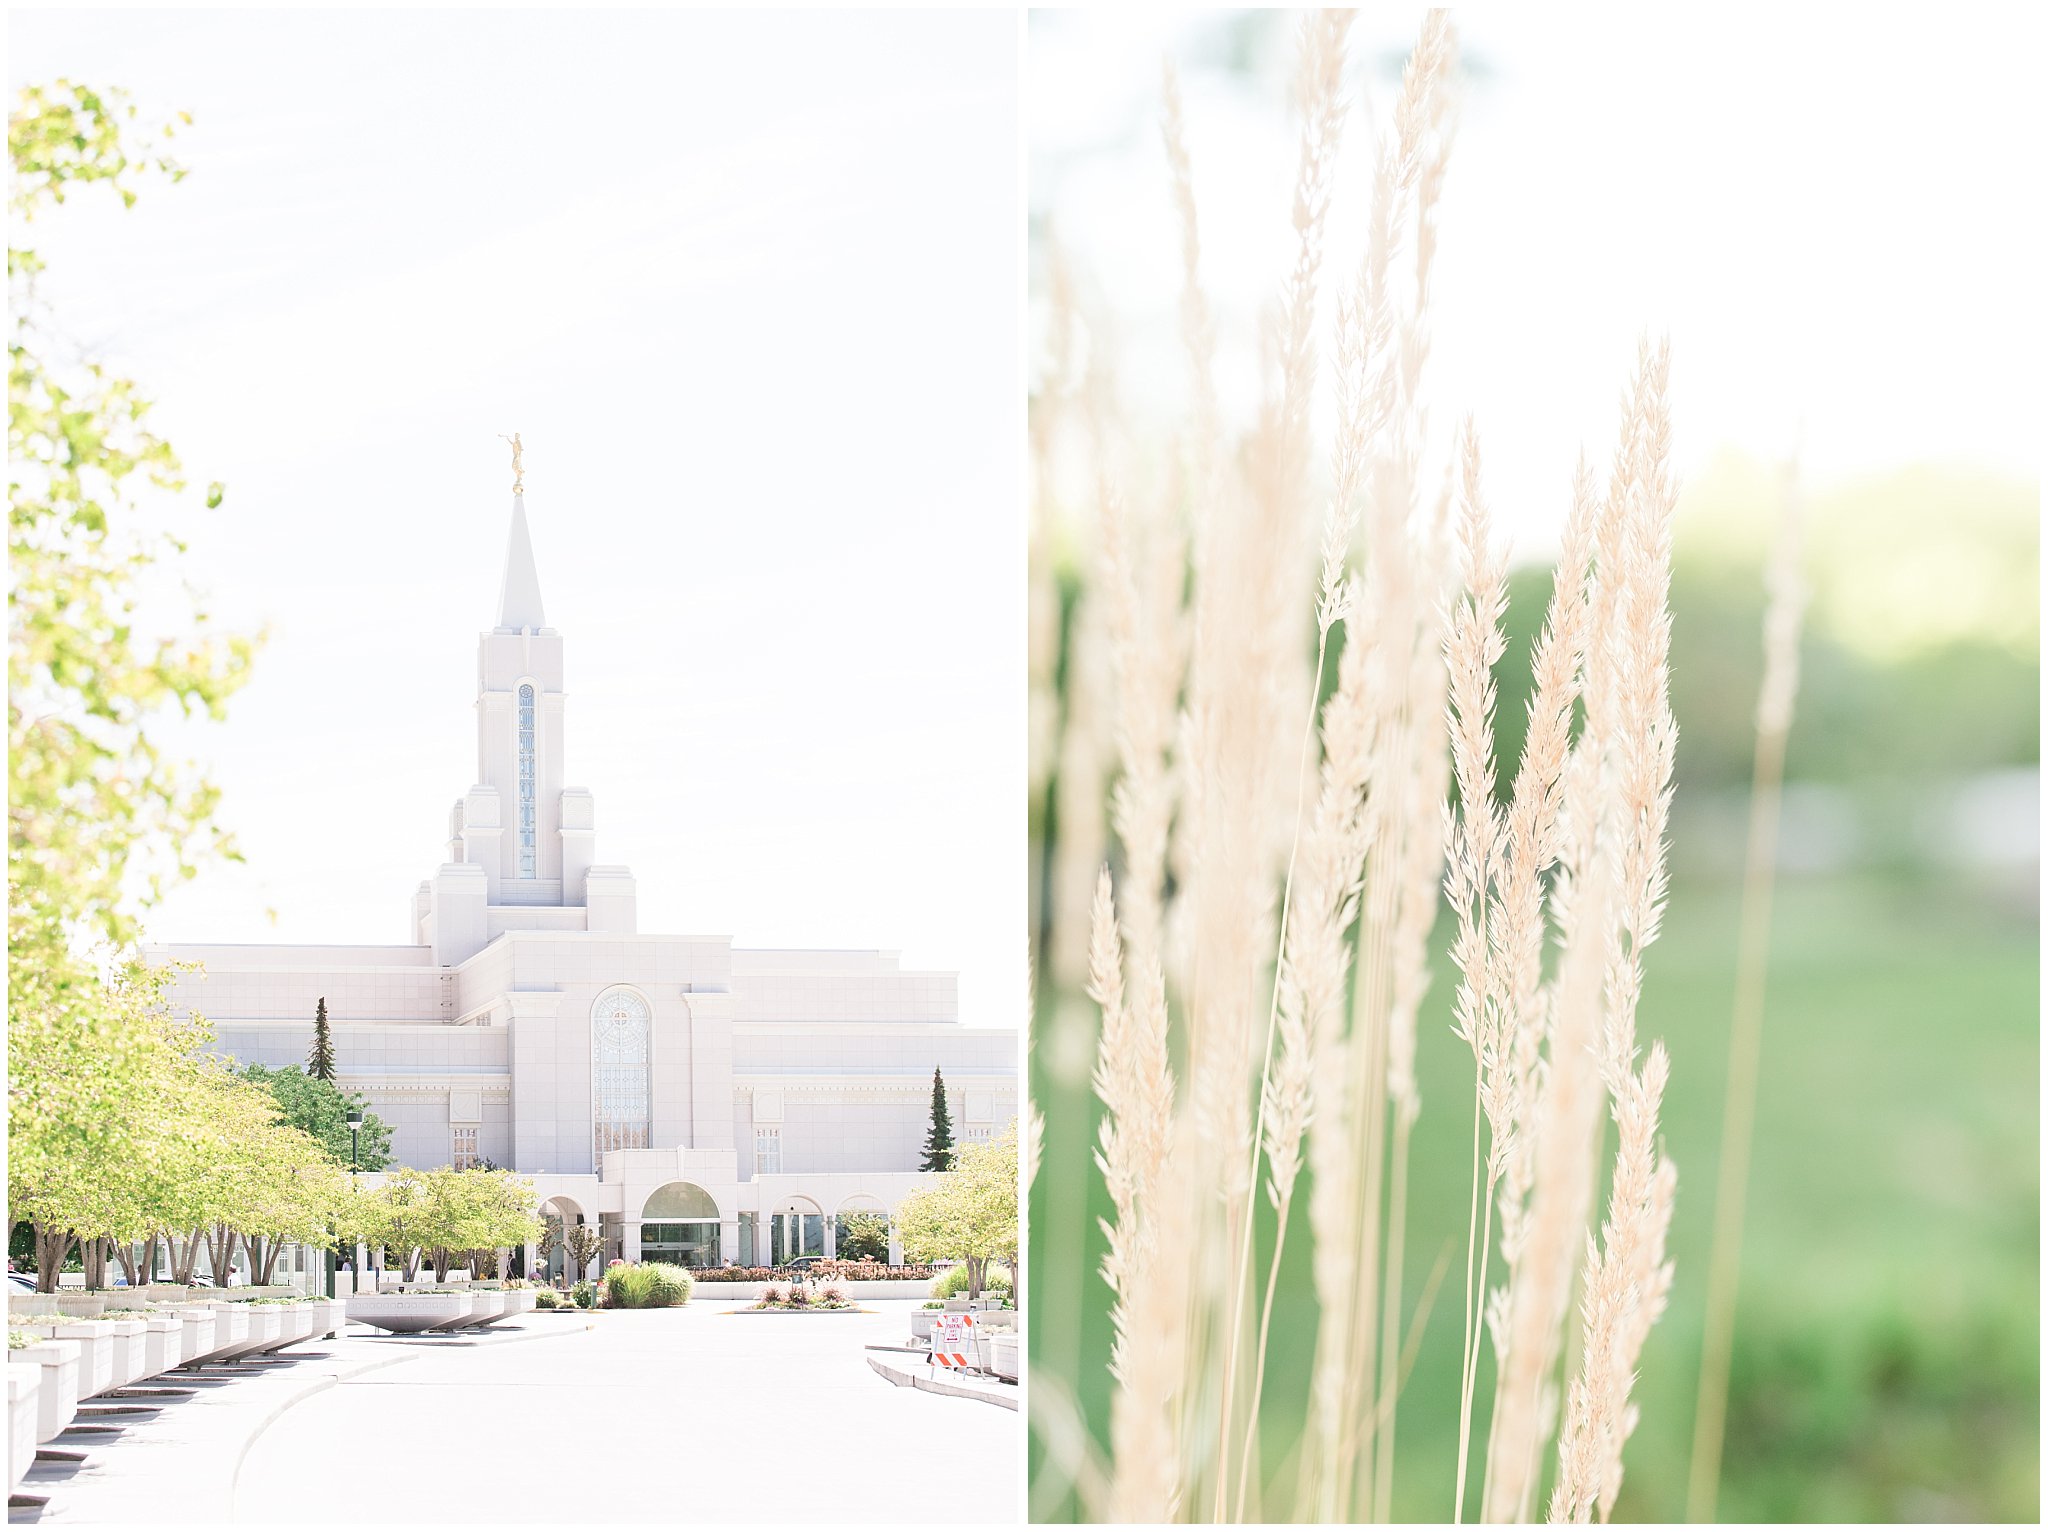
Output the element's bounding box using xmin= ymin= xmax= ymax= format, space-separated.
xmin=150 ymin=497 xmax=1016 ymax=1270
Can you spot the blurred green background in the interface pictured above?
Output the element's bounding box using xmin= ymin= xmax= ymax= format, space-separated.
xmin=1027 ymin=457 xmax=2039 ymax=1522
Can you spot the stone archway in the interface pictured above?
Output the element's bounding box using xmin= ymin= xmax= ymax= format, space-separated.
xmin=540 ymin=1196 xmax=589 ymax=1284
xmin=640 ymin=1182 xmax=722 ymax=1269
xmin=833 ymin=1194 xmax=891 ymax=1262
xmin=771 ymin=1195 xmax=825 ymax=1266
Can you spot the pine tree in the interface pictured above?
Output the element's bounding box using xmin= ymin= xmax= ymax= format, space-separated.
xmin=920 ymin=1065 xmax=955 ymax=1171
xmin=307 ymin=996 xmax=336 ymax=1082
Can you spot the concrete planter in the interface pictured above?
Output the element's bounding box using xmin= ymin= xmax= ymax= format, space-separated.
xmin=220 ymin=1304 xmax=284 ymax=1359
xmin=8 ymin=1365 xmax=39 ymax=1491
xmin=990 ymin=1331 xmax=1020 ymax=1381
xmin=201 ymin=1302 xmax=251 ymax=1363
xmin=134 ymin=1314 xmax=184 ymax=1378
xmin=7 ymin=1293 xmax=58 ymax=1318
xmin=33 ymin=1323 xmax=113 ymax=1399
xmin=244 ymin=1304 xmax=308 ymax=1355
xmin=9 ymin=1340 xmax=78 ymax=1444
xmin=910 ymin=1310 xmax=938 ymax=1342
xmin=100 ymin=1319 xmax=149 ymax=1389
xmin=51 ymin=1293 xmax=109 ymax=1319
xmin=448 ymin=1291 xmax=508 ymax=1329
xmin=346 ymin=1292 xmax=474 ymax=1334
xmin=173 ymin=1307 xmax=217 ymax=1366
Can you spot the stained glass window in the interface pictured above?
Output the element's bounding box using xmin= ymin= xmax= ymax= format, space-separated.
xmin=452 ymin=1126 xmax=480 ymax=1170
xmin=592 ymin=986 xmax=651 ymax=1158
xmin=517 ymin=683 xmax=537 ymax=878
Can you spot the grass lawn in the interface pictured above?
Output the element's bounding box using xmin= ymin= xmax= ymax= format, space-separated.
xmin=1028 ymin=865 xmax=2039 ymax=1522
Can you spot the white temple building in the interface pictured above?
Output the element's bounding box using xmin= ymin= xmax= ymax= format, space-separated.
xmin=152 ymin=492 xmax=1017 ymax=1274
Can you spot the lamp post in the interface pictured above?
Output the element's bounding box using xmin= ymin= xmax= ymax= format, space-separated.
xmin=344 ymin=1107 xmax=364 ymax=1296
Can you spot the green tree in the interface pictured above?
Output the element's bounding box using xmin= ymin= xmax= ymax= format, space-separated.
xmin=838 ymin=1209 xmax=892 ymax=1262
xmin=240 ymin=1062 xmax=392 ymax=1171
xmin=896 ymin=1121 xmax=1018 ymax=1299
xmin=8 ymin=81 xmax=255 ymax=1219
xmin=307 ymin=996 xmax=336 ymax=1081
xmin=920 ymin=1065 xmax=955 ymax=1171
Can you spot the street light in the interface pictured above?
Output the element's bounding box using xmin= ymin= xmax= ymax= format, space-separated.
xmin=339 ymin=1107 xmax=365 ymax=1301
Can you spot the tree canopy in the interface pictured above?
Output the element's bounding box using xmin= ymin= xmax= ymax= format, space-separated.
xmin=895 ymin=1120 xmax=1019 ymax=1297
xmin=8 ymin=80 xmax=256 ymax=1239
xmin=241 ymin=1062 xmax=392 ymax=1171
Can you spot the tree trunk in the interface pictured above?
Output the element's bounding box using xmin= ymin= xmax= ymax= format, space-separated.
xmin=32 ymin=1224 xmax=73 ymax=1293
xmin=966 ymin=1254 xmax=985 ymax=1299
xmin=82 ymin=1236 xmax=108 ymax=1291
xmin=142 ymin=1234 xmax=160 ymax=1284
xmin=169 ymin=1228 xmax=204 ymax=1284
xmin=256 ymin=1237 xmax=283 ymax=1285
xmin=206 ymin=1223 xmax=241 ymax=1287
xmin=112 ymin=1238 xmax=141 ymax=1287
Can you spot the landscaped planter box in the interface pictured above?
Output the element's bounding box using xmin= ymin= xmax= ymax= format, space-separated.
xmin=697 ymin=1278 xmax=934 ymax=1301
xmin=243 ymin=1304 xmax=309 ymax=1355
xmin=200 ymin=1302 xmax=251 ymax=1363
xmin=910 ymin=1310 xmax=938 ymax=1343
xmin=50 ymin=1293 xmax=109 ymax=1320
xmin=8 ymin=1339 xmax=78 ymax=1443
xmin=8 ymin=1365 xmax=39 ymax=1492
xmin=30 ymin=1323 xmax=113 ymax=1399
xmin=990 ymin=1331 xmax=1019 ymax=1381
xmin=172 ymin=1307 xmax=217 ymax=1366
xmin=220 ymin=1304 xmax=284 ymax=1359
xmin=128 ymin=1313 xmax=184 ymax=1378
xmin=7 ymin=1293 xmax=58 ymax=1318
xmin=450 ymin=1291 xmax=511 ymax=1329
xmin=346 ymin=1292 xmax=475 ymax=1334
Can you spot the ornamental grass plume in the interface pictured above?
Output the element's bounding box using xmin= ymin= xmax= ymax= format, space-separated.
xmin=1032 ymin=9 xmax=1684 ymax=1523
xmin=1686 ymin=456 xmax=1805 ymax=1523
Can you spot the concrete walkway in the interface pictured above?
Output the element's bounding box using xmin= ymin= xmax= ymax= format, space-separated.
xmin=234 ymin=1299 xmax=1017 ymax=1522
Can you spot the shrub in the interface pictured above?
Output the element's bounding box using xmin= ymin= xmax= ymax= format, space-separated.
xmin=570 ymin=1280 xmax=596 ymax=1310
xmin=599 ymin=1261 xmax=693 ymax=1309
xmin=760 ymin=1284 xmax=784 ymax=1306
xmin=819 ymin=1283 xmax=846 ymax=1304
xmin=533 ymin=1288 xmax=563 ymax=1310
xmin=784 ymin=1284 xmax=811 ymax=1308
xmin=930 ymin=1261 xmax=1012 ymax=1300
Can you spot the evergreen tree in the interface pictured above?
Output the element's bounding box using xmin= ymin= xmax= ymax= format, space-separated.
xmin=307 ymin=996 xmax=336 ymax=1082
xmin=920 ymin=1065 xmax=955 ymax=1171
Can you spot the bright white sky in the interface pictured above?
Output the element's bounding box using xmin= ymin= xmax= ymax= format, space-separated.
xmin=1031 ymin=6 xmax=2043 ymax=556
xmin=12 ymin=8 xmax=1025 ymax=1028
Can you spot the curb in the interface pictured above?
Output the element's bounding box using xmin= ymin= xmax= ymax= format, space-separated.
xmin=866 ymin=1354 xmax=1019 ymax=1411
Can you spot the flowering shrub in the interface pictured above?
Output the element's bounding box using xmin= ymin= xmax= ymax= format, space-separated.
xmin=690 ymin=1261 xmax=935 ymax=1282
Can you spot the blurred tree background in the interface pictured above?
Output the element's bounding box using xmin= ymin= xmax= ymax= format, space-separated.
xmin=1027 ymin=451 xmax=2038 ymax=1521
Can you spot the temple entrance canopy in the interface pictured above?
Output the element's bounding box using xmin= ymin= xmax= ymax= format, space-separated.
xmin=640 ymin=1181 xmax=721 ymax=1268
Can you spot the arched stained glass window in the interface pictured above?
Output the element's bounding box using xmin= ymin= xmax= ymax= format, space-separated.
xmin=516 ymin=684 xmax=537 ymax=878
xmin=592 ymin=986 xmax=650 ymax=1157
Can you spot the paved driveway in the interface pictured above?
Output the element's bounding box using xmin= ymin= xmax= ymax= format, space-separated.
xmin=232 ymin=1299 xmax=1017 ymax=1523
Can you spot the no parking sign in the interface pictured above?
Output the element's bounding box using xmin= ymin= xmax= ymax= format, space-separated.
xmin=931 ymin=1310 xmax=975 ymax=1371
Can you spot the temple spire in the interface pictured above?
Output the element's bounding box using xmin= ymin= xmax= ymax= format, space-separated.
xmin=497 ymin=492 xmax=547 ymax=632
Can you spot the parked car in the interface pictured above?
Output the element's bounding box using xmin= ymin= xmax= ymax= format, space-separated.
xmin=785 ymin=1255 xmax=825 ymax=1272
xmin=6 ymin=1272 xmax=37 ymax=1295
